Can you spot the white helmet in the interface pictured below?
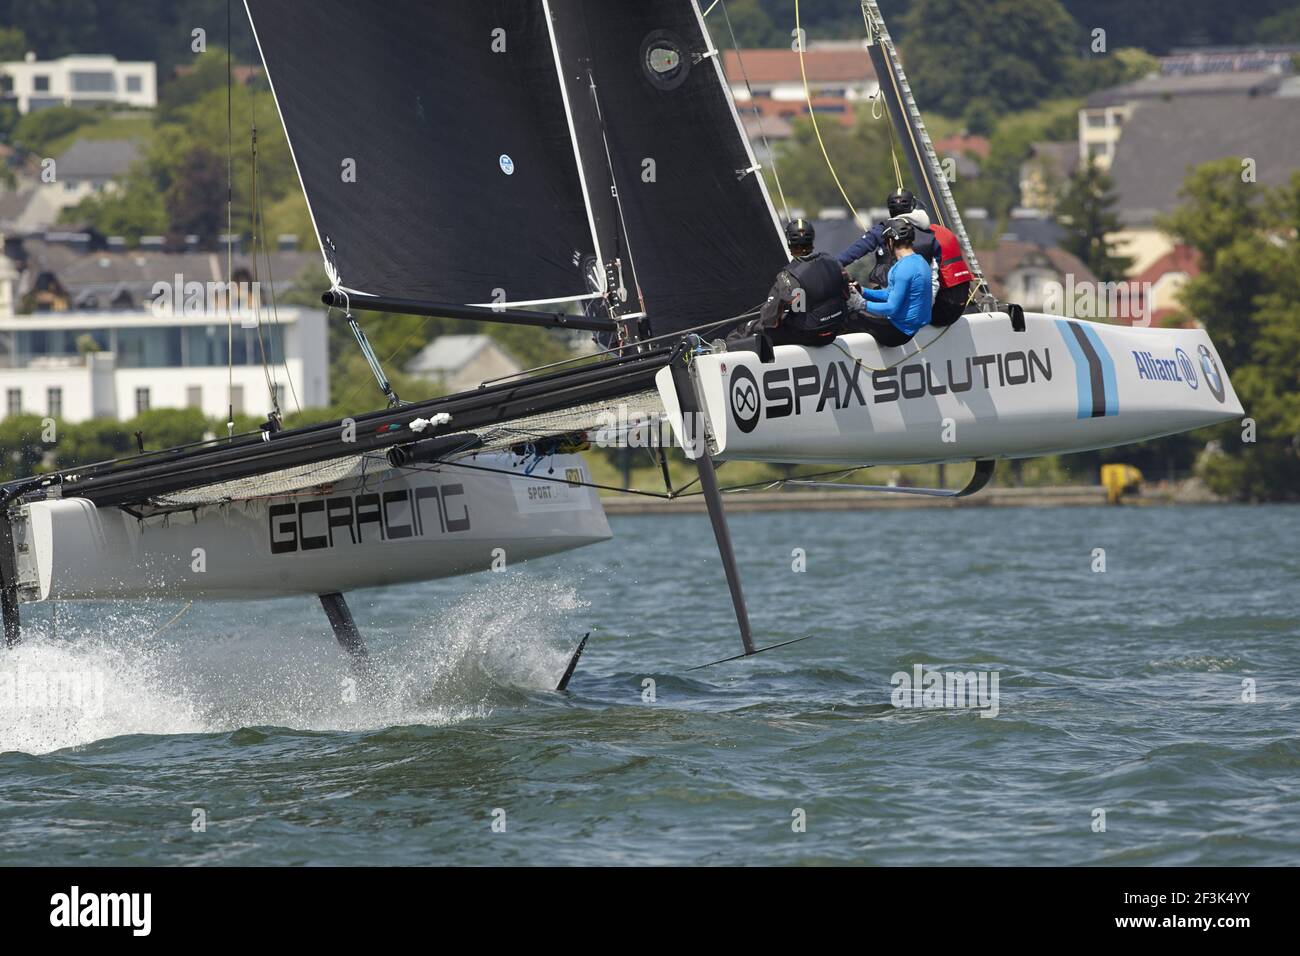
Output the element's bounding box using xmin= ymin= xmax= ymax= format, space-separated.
xmin=901 ymin=207 xmax=931 ymax=230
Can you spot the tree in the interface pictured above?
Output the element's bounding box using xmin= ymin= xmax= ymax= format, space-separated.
xmin=55 ymin=50 xmax=300 ymax=247
xmin=1257 ymin=6 xmax=1300 ymax=42
xmin=58 ymin=169 xmax=169 ymax=242
xmin=900 ymin=0 xmax=1078 ymax=118
xmin=0 ymin=25 xmax=27 ymax=61
xmin=768 ymin=112 xmax=898 ymax=221
xmin=163 ymin=146 xmax=227 ymax=241
xmin=716 ymin=0 xmax=780 ymax=48
xmin=1066 ymin=47 xmax=1160 ymax=96
xmin=8 ymin=104 xmax=99 ymax=156
xmin=1055 ymin=157 xmax=1132 ymax=282
xmin=1059 ymin=0 xmax=1298 ymax=53
xmin=956 ymin=98 xmax=1080 ymax=225
xmin=1161 ymin=161 xmax=1300 ymax=501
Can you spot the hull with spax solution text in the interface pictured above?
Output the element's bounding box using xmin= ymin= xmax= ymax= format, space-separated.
xmin=657 ymin=313 xmax=1243 ymax=465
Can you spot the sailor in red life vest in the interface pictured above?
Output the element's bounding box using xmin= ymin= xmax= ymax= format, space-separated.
xmin=929 ymin=220 xmax=973 ymax=327
xmin=894 ymin=204 xmax=972 ymax=327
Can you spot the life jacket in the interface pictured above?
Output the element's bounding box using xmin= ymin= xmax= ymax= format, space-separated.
xmin=783 ymin=253 xmax=847 ymax=334
xmin=932 ymin=223 xmax=973 ymax=288
xmin=868 ymin=225 xmax=938 ymax=289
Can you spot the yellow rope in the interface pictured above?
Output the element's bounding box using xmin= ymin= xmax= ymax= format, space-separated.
xmin=835 ymin=280 xmax=981 ymax=373
xmin=794 ymin=0 xmax=869 ymax=232
xmin=795 ymin=0 xmax=910 ymax=228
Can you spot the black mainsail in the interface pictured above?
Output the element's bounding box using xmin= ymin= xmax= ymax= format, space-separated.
xmin=247 ymin=0 xmax=789 ymax=338
xmin=245 ymin=0 xmax=601 ymax=310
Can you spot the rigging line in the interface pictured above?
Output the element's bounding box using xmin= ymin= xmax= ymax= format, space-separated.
xmin=252 ymin=178 xmax=302 ymax=416
xmin=870 ymin=89 xmax=905 ymax=192
xmin=338 ymin=312 xmax=434 ymax=410
xmin=247 ymin=104 xmax=280 ymax=417
xmin=246 ymin=54 xmax=301 ymax=418
xmin=225 ymin=0 xmax=235 ymax=435
xmin=399 ymin=459 xmax=674 ymax=500
xmin=475 ymin=304 xmax=763 ymax=388
xmin=400 ymin=456 xmax=868 ymax=501
xmin=717 ymin=0 xmax=790 ymax=220
xmin=794 ymin=0 xmax=869 ymax=232
xmin=860 ymin=2 xmax=942 ymax=227
xmin=828 ymin=319 xmax=957 ymax=373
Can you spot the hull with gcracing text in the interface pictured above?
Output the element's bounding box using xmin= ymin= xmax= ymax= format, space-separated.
xmin=8 ymin=453 xmax=609 ymax=604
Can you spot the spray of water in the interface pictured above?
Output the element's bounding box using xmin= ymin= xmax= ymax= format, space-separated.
xmin=0 ymin=576 xmax=588 ymax=755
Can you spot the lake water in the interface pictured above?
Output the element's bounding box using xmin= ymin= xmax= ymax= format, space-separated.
xmin=1 ymin=504 xmax=1297 ymax=865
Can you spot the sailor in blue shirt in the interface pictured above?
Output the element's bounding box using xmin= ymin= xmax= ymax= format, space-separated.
xmin=846 ymin=218 xmax=932 ymax=347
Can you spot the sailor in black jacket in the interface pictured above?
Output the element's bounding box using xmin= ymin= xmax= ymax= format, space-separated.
xmin=730 ymin=219 xmax=851 ymax=348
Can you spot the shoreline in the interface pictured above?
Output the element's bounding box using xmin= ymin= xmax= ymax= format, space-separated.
xmin=600 ymin=483 xmax=1225 ymax=514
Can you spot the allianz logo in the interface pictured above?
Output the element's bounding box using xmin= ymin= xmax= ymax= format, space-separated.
xmin=1133 ymin=348 xmax=1198 ymax=390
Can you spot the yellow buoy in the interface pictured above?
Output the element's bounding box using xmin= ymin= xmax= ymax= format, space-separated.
xmin=1101 ymin=463 xmax=1143 ymax=505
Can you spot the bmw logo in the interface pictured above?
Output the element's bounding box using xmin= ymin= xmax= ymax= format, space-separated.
xmin=1198 ymin=344 xmax=1225 ymax=403
xmin=499 ymin=154 xmax=515 ymax=176
xmin=730 ymin=366 xmax=761 ymax=433
xmin=1175 ymin=347 xmax=1198 ymax=390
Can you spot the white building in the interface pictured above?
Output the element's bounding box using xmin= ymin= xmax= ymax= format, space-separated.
xmin=1 ymin=52 xmax=157 ymax=114
xmin=0 ymin=307 xmax=329 ymax=423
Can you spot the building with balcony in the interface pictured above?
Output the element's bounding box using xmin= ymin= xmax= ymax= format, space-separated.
xmin=0 ymin=238 xmax=329 ymax=423
xmin=1 ymin=53 xmax=157 ymax=114
xmin=0 ymin=307 xmax=329 ymax=423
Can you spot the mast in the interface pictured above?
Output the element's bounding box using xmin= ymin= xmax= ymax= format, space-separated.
xmin=860 ymin=0 xmax=994 ymax=305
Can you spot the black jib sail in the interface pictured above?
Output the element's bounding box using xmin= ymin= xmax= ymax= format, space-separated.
xmin=546 ymin=0 xmax=789 ymax=339
xmin=244 ymin=0 xmax=601 ymax=310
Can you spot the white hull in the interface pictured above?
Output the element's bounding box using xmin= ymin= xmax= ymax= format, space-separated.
xmin=658 ymin=313 xmax=1243 ymax=464
xmin=11 ymin=453 xmax=610 ymax=603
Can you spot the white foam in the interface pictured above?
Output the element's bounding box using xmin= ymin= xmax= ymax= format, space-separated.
xmin=0 ymin=578 xmax=588 ymax=754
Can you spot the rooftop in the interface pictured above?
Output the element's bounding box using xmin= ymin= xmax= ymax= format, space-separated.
xmin=406 ymin=335 xmax=507 ymax=376
xmin=723 ymin=47 xmax=875 ymax=86
xmin=1085 ymin=71 xmax=1285 ymax=108
xmin=1108 ymin=95 xmax=1300 ymax=225
xmin=973 ymin=240 xmax=1097 ymax=296
xmin=54 ymin=138 xmax=142 ymax=182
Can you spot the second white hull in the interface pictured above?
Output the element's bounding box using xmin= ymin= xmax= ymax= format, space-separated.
xmin=13 ymin=453 xmax=610 ymax=603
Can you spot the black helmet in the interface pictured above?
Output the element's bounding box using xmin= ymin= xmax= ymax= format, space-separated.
xmin=887 ymin=188 xmax=916 ymax=216
xmin=883 ymin=217 xmax=914 ymax=245
xmin=785 ymin=218 xmax=815 ymax=247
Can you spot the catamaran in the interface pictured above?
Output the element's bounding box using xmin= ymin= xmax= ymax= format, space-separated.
xmin=0 ymin=1 xmax=1242 ymax=673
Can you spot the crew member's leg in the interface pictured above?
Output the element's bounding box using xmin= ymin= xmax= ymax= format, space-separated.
xmin=843 ymin=311 xmax=914 ymax=348
xmin=931 ymin=281 xmax=971 ymax=327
